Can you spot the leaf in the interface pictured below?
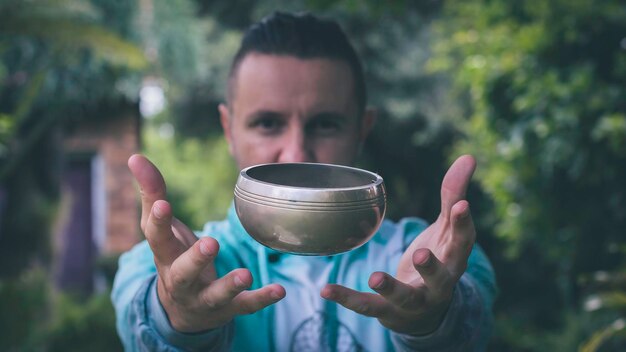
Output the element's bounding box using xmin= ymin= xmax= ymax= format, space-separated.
xmin=0 ymin=0 xmax=147 ymax=70
xmin=579 ymin=318 xmax=626 ymax=352
xmin=0 ymin=18 xmax=148 ymax=70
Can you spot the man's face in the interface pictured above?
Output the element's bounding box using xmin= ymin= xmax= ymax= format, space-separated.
xmin=219 ymin=53 xmax=375 ymax=170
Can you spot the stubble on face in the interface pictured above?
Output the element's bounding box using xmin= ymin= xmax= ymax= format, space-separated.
xmin=220 ymin=54 xmax=372 ymax=170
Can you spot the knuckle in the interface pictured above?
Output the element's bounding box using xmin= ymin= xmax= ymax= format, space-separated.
xmin=356 ymin=303 xmax=372 ymax=316
xmin=201 ymin=295 xmax=220 ymax=311
xmin=228 ymin=275 xmax=247 ymax=294
xmin=169 ymin=271 xmax=189 ymax=288
xmin=237 ymin=301 xmax=259 ymax=315
xmin=352 ymin=297 xmax=373 ymax=316
xmin=201 ymin=287 xmax=231 ymax=311
xmin=396 ymin=293 xmax=418 ymax=311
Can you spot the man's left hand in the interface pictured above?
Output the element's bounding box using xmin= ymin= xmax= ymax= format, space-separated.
xmin=321 ymin=155 xmax=477 ymax=335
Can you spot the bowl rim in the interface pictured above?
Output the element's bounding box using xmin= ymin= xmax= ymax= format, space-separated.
xmin=236 ymin=162 xmax=385 ymax=202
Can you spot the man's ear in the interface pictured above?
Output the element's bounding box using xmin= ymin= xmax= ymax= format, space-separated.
xmin=218 ymin=103 xmax=234 ymax=155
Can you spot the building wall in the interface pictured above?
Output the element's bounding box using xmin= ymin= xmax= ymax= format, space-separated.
xmin=62 ymin=106 xmax=142 ymax=255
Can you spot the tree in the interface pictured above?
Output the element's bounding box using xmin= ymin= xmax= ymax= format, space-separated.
xmin=0 ymin=0 xmax=208 ymax=349
xmin=430 ymin=0 xmax=626 ymax=349
xmin=0 ymin=0 xmax=147 ymax=278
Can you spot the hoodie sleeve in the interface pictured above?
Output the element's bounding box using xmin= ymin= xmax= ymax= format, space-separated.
xmin=390 ymin=218 xmax=497 ymax=351
xmin=111 ymin=240 xmax=233 ymax=351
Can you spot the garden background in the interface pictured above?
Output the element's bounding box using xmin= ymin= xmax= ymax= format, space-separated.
xmin=1 ymin=0 xmax=625 ymax=350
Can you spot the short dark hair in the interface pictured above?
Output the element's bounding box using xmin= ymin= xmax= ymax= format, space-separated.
xmin=227 ymin=11 xmax=366 ymax=115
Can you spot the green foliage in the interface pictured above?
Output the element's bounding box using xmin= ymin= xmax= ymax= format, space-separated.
xmin=0 ymin=0 xmax=150 ymax=281
xmin=146 ymin=0 xmax=207 ymax=84
xmin=577 ymin=264 xmax=626 ymax=351
xmin=0 ymin=2 xmax=147 ymax=70
xmin=167 ymin=16 xmax=242 ymax=139
xmin=0 ymin=0 xmax=149 ymax=181
xmin=144 ymin=125 xmax=238 ymax=229
xmin=0 ymin=1 xmax=206 ymax=349
xmin=432 ymin=0 xmax=626 ymax=256
xmin=95 ymin=253 xmax=121 ymax=289
xmin=0 ymin=137 xmax=60 ymax=278
xmin=580 ymin=318 xmax=626 ymax=352
xmin=46 ymin=291 xmax=122 ymax=352
xmin=430 ymin=0 xmax=626 ymax=349
xmin=0 ymin=267 xmax=123 ymax=351
xmin=0 ymin=267 xmax=50 ymax=351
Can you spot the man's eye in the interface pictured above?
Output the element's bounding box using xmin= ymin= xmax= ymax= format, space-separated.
xmin=252 ymin=118 xmax=283 ymax=132
xmin=309 ymin=119 xmax=341 ymax=135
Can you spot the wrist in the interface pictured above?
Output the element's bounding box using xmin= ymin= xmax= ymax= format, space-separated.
xmin=399 ymin=295 xmax=453 ymax=336
xmin=156 ymin=277 xmax=221 ymax=333
xmin=148 ymin=276 xmax=233 ymax=350
xmin=390 ymin=276 xmax=488 ymax=350
xmin=416 ymin=300 xmax=451 ymax=336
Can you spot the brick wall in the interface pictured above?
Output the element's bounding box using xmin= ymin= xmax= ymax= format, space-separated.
xmin=63 ymin=105 xmax=142 ymax=254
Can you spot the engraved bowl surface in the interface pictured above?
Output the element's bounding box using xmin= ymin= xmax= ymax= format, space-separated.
xmin=234 ymin=163 xmax=386 ymax=255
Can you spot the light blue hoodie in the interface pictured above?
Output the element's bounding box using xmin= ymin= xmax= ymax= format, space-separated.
xmin=112 ymin=205 xmax=496 ymax=351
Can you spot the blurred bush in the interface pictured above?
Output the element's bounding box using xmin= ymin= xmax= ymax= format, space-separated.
xmin=46 ymin=291 xmax=122 ymax=352
xmin=429 ymin=0 xmax=626 ymax=349
xmin=0 ymin=258 xmax=122 ymax=351
xmin=144 ymin=125 xmax=238 ymax=228
xmin=0 ymin=267 xmax=49 ymax=351
xmin=578 ymin=264 xmax=626 ymax=351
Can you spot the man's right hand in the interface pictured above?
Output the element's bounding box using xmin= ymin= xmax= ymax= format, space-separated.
xmin=128 ymin=154 xmax=286 ymax=333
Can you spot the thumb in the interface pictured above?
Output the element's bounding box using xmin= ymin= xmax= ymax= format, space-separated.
xmin=440 ymin=155 xmax=476 ymax=219
xmin=128 ymin=154 xmax=167 ymax=232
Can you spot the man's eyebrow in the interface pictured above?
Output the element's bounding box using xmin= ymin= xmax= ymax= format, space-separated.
xmin=245 ymin=110 xmax=285 ymax=121
xmin=309 ymin=111 xmax=350 ymax=122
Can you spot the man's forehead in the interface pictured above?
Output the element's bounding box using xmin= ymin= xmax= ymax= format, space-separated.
xmin=235 ymin=53 xmax=352 ymax=83
xmin=228 ymin=53 xmax=359 ymax=116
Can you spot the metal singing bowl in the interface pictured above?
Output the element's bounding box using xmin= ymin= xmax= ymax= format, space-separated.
xmin=234 ymin=163 xmax=386 ymax=255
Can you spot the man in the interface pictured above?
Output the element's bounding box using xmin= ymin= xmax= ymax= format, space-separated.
xmin=112 ymin=12 xmax=496 ymax=351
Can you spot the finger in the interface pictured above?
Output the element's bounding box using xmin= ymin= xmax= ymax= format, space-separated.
xmin=172 ymin=218 xmax=199 ymax=248
xmin=128 ymin=154 xmax=167 ymax=232
xmin=231 ymin=284 xmax=286 ymax=315
xmin=450 ymin=200 xmax=475 ymax=245
xmin=368 ymin=272 xmax=427 ymax=311
xmin=321 ymin=284 xmax=390 ymax=318
xmin=168 ymin=237 xmax=219 ymax=289
xmin=440 ymin=155 xmax=476 ymax=219
xmin=412 ymin=248 xmax=454 ymax=298
xmin=145 ymin=200 xmax=185 ymax=266
xmin=446 ymin=200 xmax=476 ymax=275
xmin=199 ymin=269 xmax=254 ymax=310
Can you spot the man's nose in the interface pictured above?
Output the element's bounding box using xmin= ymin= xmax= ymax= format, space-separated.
xmin=277 ymin=129 xmax=315 ymax=163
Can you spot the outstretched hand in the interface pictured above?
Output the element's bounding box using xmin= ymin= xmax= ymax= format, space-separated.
xmin=321 ymin=155 xmax=477 ymax=335
xmin=128 ymin=154 xmax=285 ymax=333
